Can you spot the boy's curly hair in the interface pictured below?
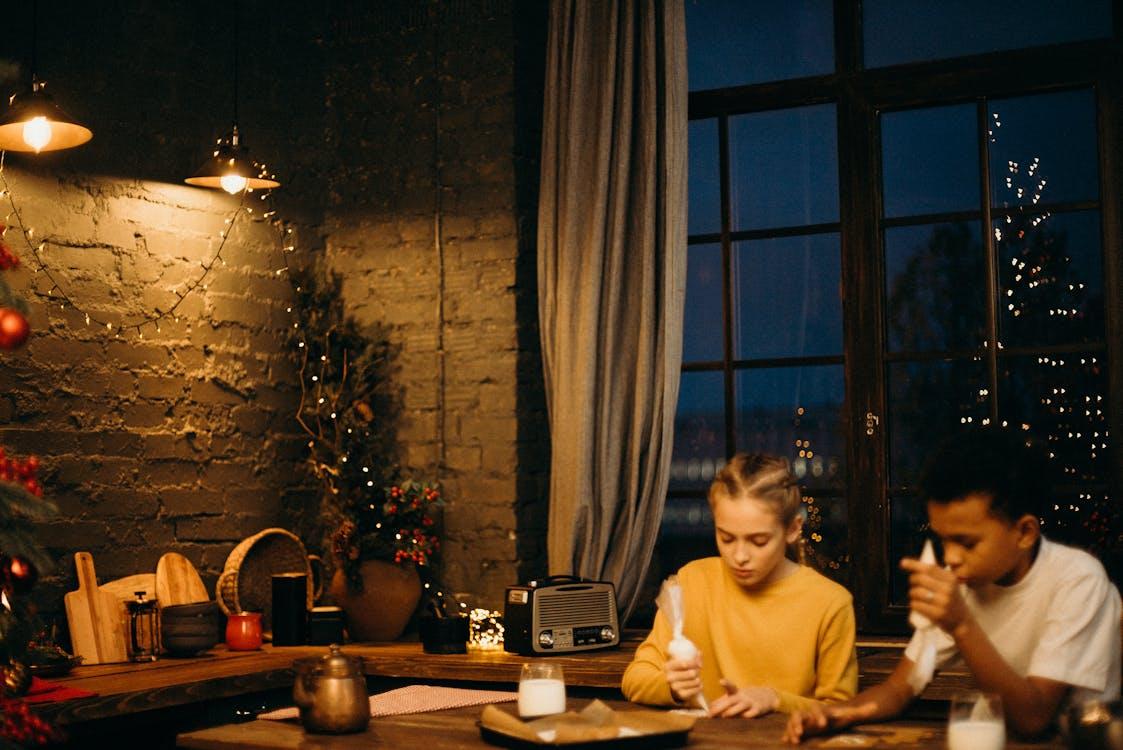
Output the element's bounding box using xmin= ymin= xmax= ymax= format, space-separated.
xmin=919 ymin=427 xmax=1054 ymax=522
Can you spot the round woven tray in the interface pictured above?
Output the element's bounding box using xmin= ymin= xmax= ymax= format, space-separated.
xmin=216 ymin=528 xmax=320 ymax=630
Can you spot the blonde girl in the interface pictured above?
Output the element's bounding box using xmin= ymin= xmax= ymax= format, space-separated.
xmin=622 ymin=453 xmax=858 ymax=717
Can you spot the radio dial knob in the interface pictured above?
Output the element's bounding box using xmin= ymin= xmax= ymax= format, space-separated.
xmin=538 ymin=631 xmax=554 ymax=647
xmin=600 ymin=626 xmax=615 ymax=642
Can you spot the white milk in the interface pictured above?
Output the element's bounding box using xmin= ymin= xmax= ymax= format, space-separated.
xmin=947 ymin=719 xmax=1005 ymax=750
xmin=518 ymin=678 xmax=566 ymax=718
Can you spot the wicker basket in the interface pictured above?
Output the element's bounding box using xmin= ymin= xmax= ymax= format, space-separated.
xmin=215 ymin=528 xmax=322 ymax=630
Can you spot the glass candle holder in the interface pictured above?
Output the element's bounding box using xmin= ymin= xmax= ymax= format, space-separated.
xmin=225 ymin=611 xmax=263 ymax=651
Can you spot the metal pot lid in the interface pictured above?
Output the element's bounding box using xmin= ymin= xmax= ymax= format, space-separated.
xmin=321 ymin=644 xmax=362 ymax=677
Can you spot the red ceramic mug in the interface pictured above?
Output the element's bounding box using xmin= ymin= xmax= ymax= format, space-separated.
xmin=226 ymin=611 xmax=263 ymax=650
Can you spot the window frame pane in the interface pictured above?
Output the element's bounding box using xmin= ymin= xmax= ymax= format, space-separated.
xmin=670 ymin=8 xmax=1122 ymax=633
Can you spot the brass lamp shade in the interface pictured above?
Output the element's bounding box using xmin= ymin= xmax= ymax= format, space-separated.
xmin=185 ymin=128 xmax=280 ymax=193
xmin=0 ymin=85 xmax=93 ymax=153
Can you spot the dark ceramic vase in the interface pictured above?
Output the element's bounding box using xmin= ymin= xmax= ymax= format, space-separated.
xmin=329 ymin=559 xmax=421 ymax=642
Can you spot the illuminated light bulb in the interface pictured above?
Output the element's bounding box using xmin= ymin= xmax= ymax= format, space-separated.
xmin=22 ymin=116 xmax=52 ymax=152
xmin=220 ymin=173 xmax=248 ymax=194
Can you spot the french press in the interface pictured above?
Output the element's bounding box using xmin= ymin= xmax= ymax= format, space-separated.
xmin=126 ymin=591 xmax=159 ymax=662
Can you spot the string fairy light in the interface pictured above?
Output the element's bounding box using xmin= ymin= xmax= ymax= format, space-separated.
xmin=0 ymin=149 xmax=294 ymax=338
xmin=467 ymin=607 xmax=504 ymax=651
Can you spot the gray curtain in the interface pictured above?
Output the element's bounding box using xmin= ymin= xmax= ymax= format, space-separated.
xmin=537 ymin=0 xmax=687 ymax=619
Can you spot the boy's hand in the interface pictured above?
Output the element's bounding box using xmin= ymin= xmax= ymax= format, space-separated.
xmin=664 ymin=653 xmax=702 ymax=703
xmin=782 ymin=701 xmax=878 ymax=744
xmin=708 ymin=678 xmax=778 ymax=718
xmin=900 ymin=556 xmax=969 ymax=634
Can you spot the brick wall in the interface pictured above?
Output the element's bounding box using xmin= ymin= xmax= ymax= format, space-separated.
xmin=321 ymin=0 xmax=549 ymax=607
xmin=1 ymin=0 xmax=547 ymax=628
xmin=0 ymin=1 xmax=325 ymax=627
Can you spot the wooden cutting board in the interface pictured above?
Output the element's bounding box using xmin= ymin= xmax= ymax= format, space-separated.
xmin=155 ymin=552 xmax=209 ymax=606
xmin=101 ymin=573 xmax=157 ymax=601
xmin=63 ymin=552 xmax=129 ymax=665
xmin=99 ymin=573 xmax=157 ymax=651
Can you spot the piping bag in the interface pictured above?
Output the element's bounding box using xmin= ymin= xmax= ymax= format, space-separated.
xmin=906 ymin=539 xmax=939 ymax=695
xmin=656 ymin=576 xmax=709 ymax=712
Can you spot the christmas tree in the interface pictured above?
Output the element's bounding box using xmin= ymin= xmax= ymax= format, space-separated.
xmin=0 ymin=454 xmax=56 ymax=687
xmin=0 ymin=222 xmax=65 ymax=747
xmin=0 ymin=226 xmax=31 ymax=353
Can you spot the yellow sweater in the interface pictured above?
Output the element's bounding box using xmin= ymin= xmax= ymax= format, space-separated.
xmin=621 ymin=558 xmax=858 ymax=713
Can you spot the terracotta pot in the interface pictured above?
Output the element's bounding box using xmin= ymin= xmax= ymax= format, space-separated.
xmin=329 ymin=560 xmax=421 ymax=642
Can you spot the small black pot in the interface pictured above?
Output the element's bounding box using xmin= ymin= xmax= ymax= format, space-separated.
xmin=418 ymin=615 xmax=469 ymax=654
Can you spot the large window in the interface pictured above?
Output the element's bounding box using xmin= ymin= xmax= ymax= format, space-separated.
xmin=658 ymin=0 xmax=1121 ymax=631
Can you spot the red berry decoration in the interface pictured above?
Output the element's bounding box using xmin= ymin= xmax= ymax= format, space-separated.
xmin=0 ymin=308 xmax=29 ymax=351
xmin=0 ymin=692 xmax=63 ymax=744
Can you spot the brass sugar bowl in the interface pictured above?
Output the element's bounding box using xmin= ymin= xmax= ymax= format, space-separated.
xmin=292 ymin=645 xmax=370 ymax=734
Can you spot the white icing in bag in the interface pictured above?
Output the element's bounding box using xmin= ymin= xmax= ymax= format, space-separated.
xmin=657 ymin=577 xmax=709 ymax=712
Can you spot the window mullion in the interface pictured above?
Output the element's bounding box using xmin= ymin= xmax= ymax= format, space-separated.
xmin=977 ymin=98 xmax=1001 ymax=421
xmin=719 ymin=114 xmax=736 ymax=458
xmin=838 ymin=82 xmax=888 ymax=628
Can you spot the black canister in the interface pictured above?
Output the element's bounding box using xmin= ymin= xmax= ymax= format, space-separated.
xmin=271 ymin=573 xmax=308 ymax=646
xmin=419 ymin=614 xmax=469 ymax=654
xmin=307 ymin=606 xmax=345 ymax=645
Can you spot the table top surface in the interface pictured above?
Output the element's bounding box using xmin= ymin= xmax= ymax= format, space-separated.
xmin=175 ymin=699 xmax=1066 ymax=750
xmin=38 ymin=637 xmax=972 ymax=725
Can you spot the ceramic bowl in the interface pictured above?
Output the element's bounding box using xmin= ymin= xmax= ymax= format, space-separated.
xmin=161 ymin=619 xmax=222 ymax=636
xmin=160 ymin=600 xmax=220 ymax=618
xmin=162 ymin=631 xmax=219 ymax=657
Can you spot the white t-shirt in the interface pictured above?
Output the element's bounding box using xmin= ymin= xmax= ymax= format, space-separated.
xmin=905 ymin=537 xmax=1121 ymax=706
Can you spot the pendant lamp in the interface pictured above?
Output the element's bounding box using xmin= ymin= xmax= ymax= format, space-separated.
xmin=184 ymin=1 xmax=279 ymax=193
xmin=0 ymin=2 xmax=92 ymax=153
xmin=184 ymin=125 xmax=280 ymax=194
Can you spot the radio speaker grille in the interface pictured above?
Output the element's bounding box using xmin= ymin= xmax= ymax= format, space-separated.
xmin=536 ymin=590 xmax=613 ymax=627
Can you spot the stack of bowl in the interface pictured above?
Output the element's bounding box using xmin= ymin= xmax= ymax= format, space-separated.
xmin=160 ymin=600 xmax=222 ymax=656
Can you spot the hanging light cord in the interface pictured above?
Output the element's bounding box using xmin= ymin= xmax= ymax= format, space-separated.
xmin=431 ymin=1 xmax=447 ymax=472
xmin=29 ymin=0 xmax=38 ymax=84
xmin=232 ymin=0 xmax=240 ymax=127
xmin=0 ymin=150 xmax=273 ymax=338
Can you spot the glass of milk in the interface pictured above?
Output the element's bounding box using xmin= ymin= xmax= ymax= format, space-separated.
xmin=518 ymin=662 xmax=566 ymax=719
xmin=948 ymin=692 xmax=1005 ymax=750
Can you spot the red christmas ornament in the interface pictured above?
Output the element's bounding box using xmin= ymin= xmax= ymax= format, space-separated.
xmin=0 ymin=308 xmax=29 ymax=351
xmin=1 ymin=554 xmax=37 ymax=595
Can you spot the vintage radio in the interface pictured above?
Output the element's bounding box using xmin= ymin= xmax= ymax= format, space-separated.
xmin=503 ymin=576 xmax=620 ymax=655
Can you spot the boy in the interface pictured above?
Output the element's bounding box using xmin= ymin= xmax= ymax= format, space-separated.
xmin=784 ymin=428 xmax=1121 ymax=743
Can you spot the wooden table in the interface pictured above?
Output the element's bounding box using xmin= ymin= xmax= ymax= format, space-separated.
xmin=176 ymin=699 xmax=1066 ymax=749
xmin=36 ymin=642 xmax=632 ymax=725
xmin=36 ymin=637 xmax=973 ymax=726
